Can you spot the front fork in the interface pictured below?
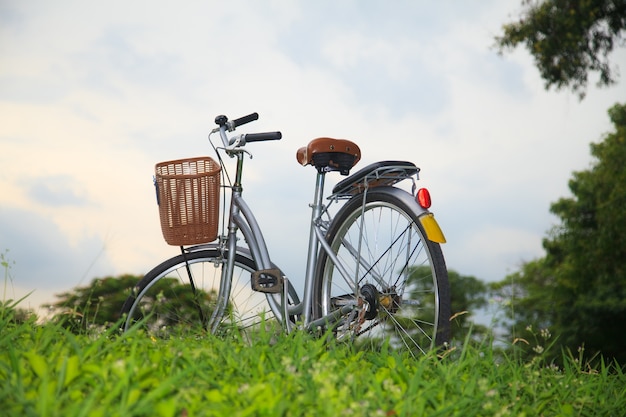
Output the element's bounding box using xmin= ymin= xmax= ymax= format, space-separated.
xmin=209 ymin=190 xmax=241 ymax=333
xmin=210 ymin=151 xmax=246 ymax=333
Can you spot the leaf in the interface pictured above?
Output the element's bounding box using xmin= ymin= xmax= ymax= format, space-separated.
xmin=26 ymin=351 xmax=48 ymax=379
xmin=560 ymin=403 xmax=575 ymax=416
xmin=155 ymin=398 xmax=177 ymax=417
xmin=127 ymin=388 xmax=142 ymax=406
xmin=206 ymin=389 xmax=225 ymax=403
xmin=62 ymin=355 xmax=80 ymax=387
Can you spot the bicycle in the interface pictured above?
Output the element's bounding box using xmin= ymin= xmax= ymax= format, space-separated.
xmin=121 ymin=112 xmax=451 ymax=356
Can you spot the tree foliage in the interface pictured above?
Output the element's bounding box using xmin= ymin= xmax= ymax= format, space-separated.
xmin=50 ymin=274 xmax=216 ymax=334
xmin=1 ymin=300 xmax=37 ymax=325
xmin=495 ymin=0 xmax=626 ymax=98
xmin=49 ymin=275 xmax=140 ymax=332
xmin=123 ymin=277 xmax=217 ymax=335
xmin=407 ymin=266 xmax=488 ymax=343
xmin=492 ymin=103 xmax=626 ymax=363
xmin=447 ymin=270 xmax=489 ymax=341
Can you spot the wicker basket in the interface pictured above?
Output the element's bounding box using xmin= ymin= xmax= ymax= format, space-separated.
xmin=155 ymin=156 xmax=221 ymax=246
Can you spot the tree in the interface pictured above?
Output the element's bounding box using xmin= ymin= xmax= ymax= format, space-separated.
xmin=447 ymin=270 xmax=489 ymax=342
xmin=50 ymin=275 xmax=141 ymax=332
xmin=407 ymin=266 xmax=489 ymax=344
xmin=123 ymin=277 xmax=217 ymax=335
xmin=492 ymin=103 xmax=626 ymax=363
xmin=51 ymin=274 xmax=217 ymax=334
xmin=495 ymin=0 xmax=626 ymax=98
xmin=1 ymin=300 xmax=37 ymax=325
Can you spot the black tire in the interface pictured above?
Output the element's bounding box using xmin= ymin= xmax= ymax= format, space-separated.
xmin=121 ymin=246 xmax=299 ymax=336
xmin=313 ymin=187 xmax=450 ymax=356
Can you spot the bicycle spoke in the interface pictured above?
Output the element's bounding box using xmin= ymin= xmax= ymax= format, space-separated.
xmin=314 ymin=189 xmax=450 ymax=356
xmin=122 ymin=249 xmax=299 ymax=337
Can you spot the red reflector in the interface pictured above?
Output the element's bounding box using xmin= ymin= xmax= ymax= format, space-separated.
xmin=417 ymin=188 xmax=432 ymax=209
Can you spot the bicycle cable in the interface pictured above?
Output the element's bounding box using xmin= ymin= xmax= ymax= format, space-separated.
xmin=208 ymin=132 xmax=233 ymax=242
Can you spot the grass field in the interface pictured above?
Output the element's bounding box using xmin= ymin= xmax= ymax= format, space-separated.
xmin=1 ymin=305 xmax=625 ymax=417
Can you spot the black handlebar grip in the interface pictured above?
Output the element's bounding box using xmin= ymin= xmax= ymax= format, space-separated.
xmin=245 ymin=131 xmax=282 ymax=142
xmin=232 ymin=112 xmax=259 ymax=128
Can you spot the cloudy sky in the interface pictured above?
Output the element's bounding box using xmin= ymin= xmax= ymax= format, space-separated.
xmin=2 ymin=0 xmax=624 ymax=314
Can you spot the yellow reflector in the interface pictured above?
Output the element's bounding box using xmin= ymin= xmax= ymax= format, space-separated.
xmin=419 ymin=213 xmax=446 ymax=243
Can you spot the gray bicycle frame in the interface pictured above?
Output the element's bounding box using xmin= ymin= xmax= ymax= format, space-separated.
xmin=211 ymin=125 xmax=360 ymax=332
xmin=212 ymin=125 xmax=430 ymax=333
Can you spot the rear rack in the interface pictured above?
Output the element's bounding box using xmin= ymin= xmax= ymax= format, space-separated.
xmin=330 ymin=160 xmax=419 ymax=198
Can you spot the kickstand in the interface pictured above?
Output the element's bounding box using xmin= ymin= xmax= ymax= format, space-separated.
xmin=180 ymin=246 xmax=207 ymax=327
xmin=282 ymin=277 xmax=292 ymax=333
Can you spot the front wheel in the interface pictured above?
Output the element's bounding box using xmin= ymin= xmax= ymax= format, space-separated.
xmin=313 ymin=187 xmax=450 ymax=357
xmin=121 ymin=246 xmax=299 ymax=337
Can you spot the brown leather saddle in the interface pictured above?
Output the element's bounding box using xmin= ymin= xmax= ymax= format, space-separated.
xmin=296 ymin=137 xmax=361 ymax=175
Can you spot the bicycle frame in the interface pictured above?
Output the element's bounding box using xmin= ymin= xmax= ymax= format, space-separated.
xmin=211 ymin=146 xmax=336 ymax=330
xmin=121 ymin=113 xmax=450 ymax=355
xmin=210 ymin=121 xmax=444 ymax=334
xmin=210 ymin=118 xmax=379 ymax=332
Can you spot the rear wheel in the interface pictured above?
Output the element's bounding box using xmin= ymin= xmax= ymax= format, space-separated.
xmin=313 ymin=187 xmax=450 ymax=357
xmin=121 ymin=247 xmax=298 ymax=337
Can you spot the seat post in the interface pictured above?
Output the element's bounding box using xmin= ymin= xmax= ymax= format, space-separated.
xmin=302 ymin=171 xmax=326 ymax=324
xmin=311 ymin=171 xmax=326 ymax=214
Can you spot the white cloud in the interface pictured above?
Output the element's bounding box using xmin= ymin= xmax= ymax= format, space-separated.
xmin=1 ymin=0 xmax=624 ymax=309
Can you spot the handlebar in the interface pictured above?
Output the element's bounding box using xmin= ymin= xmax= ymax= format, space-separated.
xmin=231 ymin=113 xmax=259 ymax=128
xmin=213 ymin=112 xmax=282 ymax=149
xmin=245 ymin=131 xmax=282 ymax=142
xmin=215 ymin=112 xmax=260 ymax=130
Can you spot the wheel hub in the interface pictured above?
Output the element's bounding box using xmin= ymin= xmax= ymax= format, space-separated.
xmin=379 ymin=286 xmax=401 ymax=314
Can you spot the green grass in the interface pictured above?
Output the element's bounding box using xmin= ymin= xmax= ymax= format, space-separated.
xmin=1 ymin=312 xmax=625 ymax=417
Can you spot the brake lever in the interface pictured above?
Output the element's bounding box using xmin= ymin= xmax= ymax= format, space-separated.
xmin=228 ymin=134 xmax=245 ymax=147
xmin=221 ymin=136 xmax=254 ymax=159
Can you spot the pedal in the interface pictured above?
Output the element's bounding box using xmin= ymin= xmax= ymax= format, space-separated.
xmin=251 ymin=268 xmax=284 ymax=293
